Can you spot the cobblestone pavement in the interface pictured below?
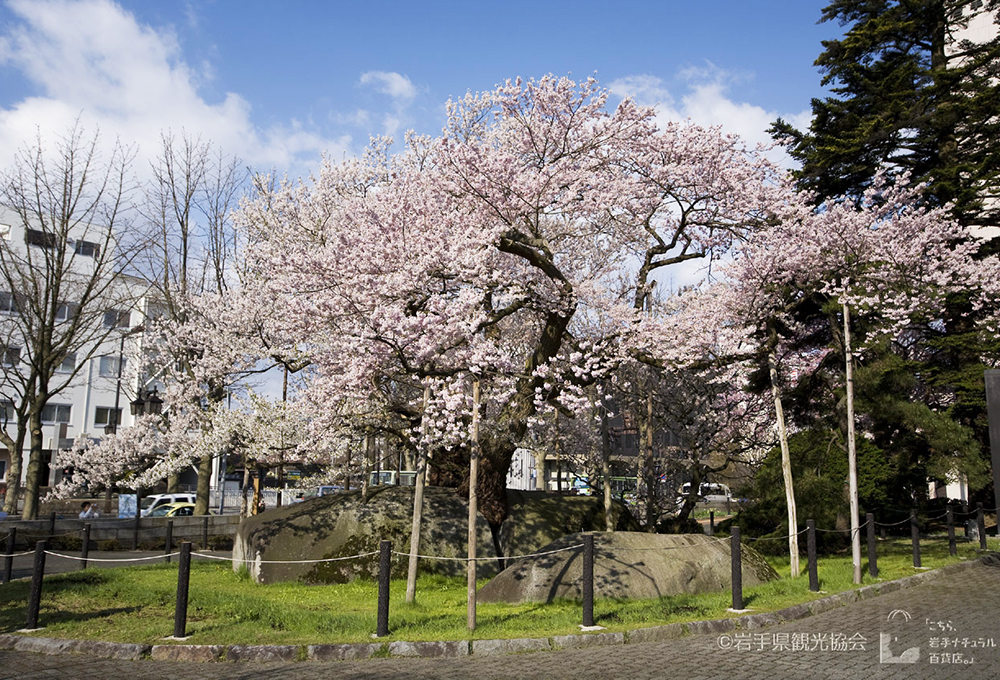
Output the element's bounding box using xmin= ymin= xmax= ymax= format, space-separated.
xmin=1 ymin=559 xmax=998 ymax=680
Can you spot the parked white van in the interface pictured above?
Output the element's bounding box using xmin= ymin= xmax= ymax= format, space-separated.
xmin=141 ymin=493 xmax=196 ymax=516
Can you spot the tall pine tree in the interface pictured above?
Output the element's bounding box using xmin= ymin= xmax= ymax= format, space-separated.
xmin=772 ymin=0 xmax=1000 ymax=231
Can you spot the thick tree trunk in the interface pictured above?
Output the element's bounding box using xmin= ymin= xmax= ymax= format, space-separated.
xmin=843 ymin=303 xmax=862 ymax=584
xmin=533 ymin=449 xmax=546 ymax=491
xmin=768 ymin=344 xmax=799 ymax=577
xmin=167 ymin=473 xmax=180 ymax=493
xmin=21 ymin=408 xmax=46 ymax=520
xmin=194 ymin=455 xmax=212 ymax=515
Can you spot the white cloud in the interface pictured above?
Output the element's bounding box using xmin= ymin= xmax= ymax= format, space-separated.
xmin=607 ymin=75 xmax=673 ymax=107
xmin=358 ymin=71 xmax=419 ymax=138
xmin=359 ymin=71 xmax=417 ymax=101
xmin=608 ymin=70 xmax=811 ymax=168
xmin=0 ymin=0 xmax=350 ymax=181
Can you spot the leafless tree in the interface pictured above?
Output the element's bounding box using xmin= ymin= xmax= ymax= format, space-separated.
xmin=133 ymin=131 xmax=247 ymax=513
xmin=0 ymin=123 xmax=139 ymax=518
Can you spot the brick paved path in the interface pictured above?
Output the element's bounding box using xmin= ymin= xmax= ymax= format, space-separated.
xmin=2 ymin=559 xmax=998 ymax=680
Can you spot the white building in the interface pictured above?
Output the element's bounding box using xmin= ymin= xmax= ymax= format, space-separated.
xmin=0 ymin=205 xmax=155 ymax=494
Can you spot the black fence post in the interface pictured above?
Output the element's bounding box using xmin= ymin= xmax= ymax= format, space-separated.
xmin=963 ymin=502 xmax=970 ymax=538
xmin=26 ymin=540 xmax=47 ymax=629
xmin=202 ymin=515 xmax=209 ymax=549
xmin=947 ymin=507 xmax=957 ymax=557
xmin=376 ymin=540 xmax=391 ymax=637
xmin=866 ymin=513 xmax=878 ymax=579
xmin=709 ymin=511 xmax=715 ymax=536
xmin=977 ymin=503 xmax=987 ymax=550
xmin=807 ymin=520 xmax=819 ymax=592
xmin=81 ymin=524 xmax=91 ymax=570
xmin=132 ymin=510 xmax=140 ymax=551
xmin=173 ymin=542 xmax=192 ymax=638
xmin=582 ymin=534 xmax=594 ymax=627
xmin=2 ymin=527 xmax=16 ymax=584
xmin=48 ymin=512 xmax=56 ymax=537
xmin=165 ymin=520 xmax=174 ymax=564
xmin=911 ymin=508 xmax=921 ymax=568
xmin=731 ymin=526 xmax=743 ymax=610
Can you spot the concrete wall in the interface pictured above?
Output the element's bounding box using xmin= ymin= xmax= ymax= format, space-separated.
xmin=0 ymin=513 xmax=241 ymax=548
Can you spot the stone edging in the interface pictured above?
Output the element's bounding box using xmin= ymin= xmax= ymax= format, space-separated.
xmin=2 ymin=553 xmax=996 ymax=664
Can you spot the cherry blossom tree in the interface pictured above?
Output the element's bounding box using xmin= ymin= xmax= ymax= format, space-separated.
xmin=232 ymin=76 xmax=788 ymax=539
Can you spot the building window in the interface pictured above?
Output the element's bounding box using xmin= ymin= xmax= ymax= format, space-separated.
xmin=103 ymin=310 xmax=129 ymax=328
xmin=74 ymin=240 xmax=100 ymax=257
xmin=55 ymin=302 xmax=78 ymax=323
xmin=40 ymin=403 xmax=71 ymax=424
xmin=0 ymin=223 xmax=10 ymax=240
xmin=25 ymin=228 xmax=56 ymax=249
xmin=56 ymin=352 xmax=76 ymax=373
xmin=1 ymin=346 xmax=19 ymax=367
xmin=0 ymin=400 xmax=14 ymax=423
xmin=0 ymin=459 xmax=6 ymax=481
xmin=0 ymin=291 xmax=16 ymax=314
xmin=94 ymin=407 xmax=122 ymax=428
xmin=98 ymin=355 xmax=125 ymax=377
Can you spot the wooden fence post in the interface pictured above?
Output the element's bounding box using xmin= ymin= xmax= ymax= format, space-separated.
xmin=582 ymin=534 xmax=594 ymax=627
xmin=977 ymin=503 xmax=987 ymax=550
xmin=377 ymin=540 xmax=391 ymax=637
xmin=807 ymin=520 xmax=819 ymax=592
xmin=173 ymin=542 xmax=192 ymax=638
xmin=910 ymin=508 xmax=921 ymax=568
xmin=947 ymin=507 xmax=957 ymax=557
xmin=26 ymin=541 xmax=47 ymax=629
xmin=731 ymin=526 xmax=743 ymax=610
xmin=866 ymin=513 xmax=878 ymax=578
xmin=81 ymin=524 xmax=91 ymax=570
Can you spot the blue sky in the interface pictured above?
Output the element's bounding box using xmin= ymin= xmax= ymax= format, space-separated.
xmin=0 ymin=0 xmax=843 ymax=180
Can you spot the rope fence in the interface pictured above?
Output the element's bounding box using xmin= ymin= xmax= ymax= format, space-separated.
xmin=2 ymin=501 xmax=997 ymax=639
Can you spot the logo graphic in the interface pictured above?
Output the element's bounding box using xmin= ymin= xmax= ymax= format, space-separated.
xmin=881 ymin=610 xmax=920 ymax=664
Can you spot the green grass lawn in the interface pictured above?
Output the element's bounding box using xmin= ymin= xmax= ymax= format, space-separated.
xmin=1 ymin=536 xmax=996 ymax=646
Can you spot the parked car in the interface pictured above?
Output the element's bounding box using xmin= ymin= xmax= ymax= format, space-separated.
xmin=676 ymin=482 xmax=732 ymax=507
xmin=147 ymin=502 xmax=215 ymax=517
xmin=140 ymin=493 xmax=196 ymax=517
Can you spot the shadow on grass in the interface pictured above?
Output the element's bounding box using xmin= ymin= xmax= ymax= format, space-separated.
xmin=0 ymin=605 xmax=143 ymax=634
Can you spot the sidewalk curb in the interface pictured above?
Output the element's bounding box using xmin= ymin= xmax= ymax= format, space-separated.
xmin=2 ymin=553 xmax=996 ymax=663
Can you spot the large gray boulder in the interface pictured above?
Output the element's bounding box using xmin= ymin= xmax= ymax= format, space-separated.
xmin=477 ymin=531 xmax=779 ymax=603
xmin=233 ymin=486 xmax=497 ymax=584
xmin=233 ymin=486 xmax=637 ymax=585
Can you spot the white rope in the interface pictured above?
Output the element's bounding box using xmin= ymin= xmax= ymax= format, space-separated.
xmin=744 ymin=528 xmax=810 ymax=543
xmin=198 ymin=550 xmax=380 ymax=565
xmin=43 ymin=550 xmax=180 ymax=562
